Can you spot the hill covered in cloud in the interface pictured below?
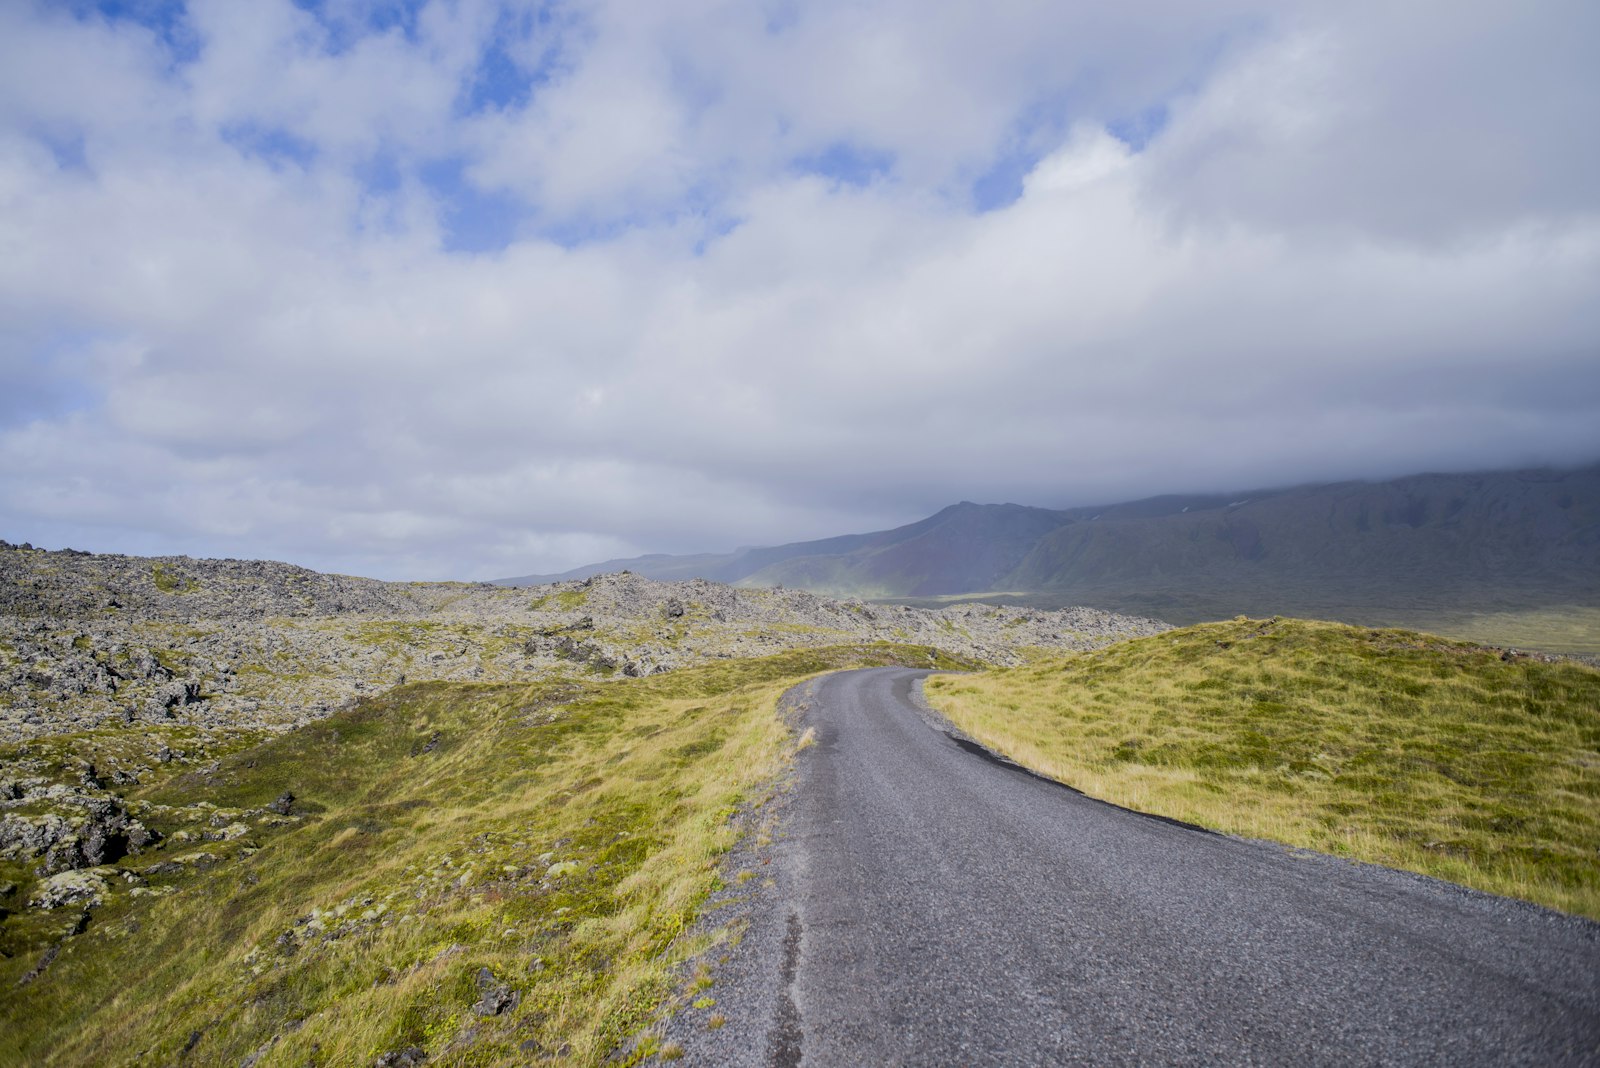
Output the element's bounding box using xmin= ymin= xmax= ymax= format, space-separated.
xmin=499 ymin=466 xmax=1600 ymax=642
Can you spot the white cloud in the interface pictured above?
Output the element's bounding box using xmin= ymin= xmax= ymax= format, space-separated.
xmin=0 ymin=0 xmax=1596 ymax=579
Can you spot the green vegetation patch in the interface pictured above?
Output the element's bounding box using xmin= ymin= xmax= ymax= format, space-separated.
xmin=925 ymin=618 xmax=1600 ymax=919
xmin=1382 ymin=604 xmax=1600 ymax=660
xmin=1 ymin=643 xmax=959 ymax=1066
xmin=529 ymin=589 xmax=589 ymax=612
xmin=149 ymin=562 xmax=196 ymax=594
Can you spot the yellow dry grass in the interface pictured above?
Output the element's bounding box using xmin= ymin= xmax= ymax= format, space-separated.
xmin=1 ymin=643 xmax=961 ymax=1066
xmin=925 ymin=618 xmax=1600 ymax=919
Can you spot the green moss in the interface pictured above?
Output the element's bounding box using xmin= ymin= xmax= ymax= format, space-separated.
xmin=530 ymin=589 xmax=589 ymax=612
xmin=149 ymin=563 xmax=196 ymax=594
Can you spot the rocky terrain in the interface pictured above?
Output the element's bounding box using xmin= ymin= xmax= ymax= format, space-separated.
xmin=0 ymin=539 xmax=1166 ymax=743
xmin=0 ymin=539 xmax=1168 ymax=956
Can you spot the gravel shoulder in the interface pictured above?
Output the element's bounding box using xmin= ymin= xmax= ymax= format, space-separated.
xmin=656 ymin=678 xmax=822 ymax=1067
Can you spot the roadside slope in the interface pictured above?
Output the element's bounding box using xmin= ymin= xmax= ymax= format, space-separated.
xmin=925 ymin=617 xmax=1600 ymax=918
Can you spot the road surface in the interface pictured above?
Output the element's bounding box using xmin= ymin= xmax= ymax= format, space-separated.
xmin=744 ymin=667 xmax=1600 ymax=1066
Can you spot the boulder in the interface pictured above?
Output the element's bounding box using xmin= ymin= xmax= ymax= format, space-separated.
xmin=30 ymin=869 xmax=107 ymax=909
xmin=471 ymin=967 xmax=517 ymax=1017
xmin=37 ymin=798 xmax=160 ymax=874
xmin=0 ymin=812 xmax=72 ymax=860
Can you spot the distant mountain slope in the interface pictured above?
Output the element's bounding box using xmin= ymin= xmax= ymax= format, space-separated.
xmin=497 ymin=465 xmax=1600 ymax=633
xmin=1009 ymin=469 xmax=1599 ymax=593
xmin=990 ymin=468 xmax=1600 ymax=626
xmin=505 ymin=551 xmax=749 ymax=586
xmin=739 ymin=502 xmax=1076 ymax=597
xmin=494 ymin=501 xmax=1076 ymax=592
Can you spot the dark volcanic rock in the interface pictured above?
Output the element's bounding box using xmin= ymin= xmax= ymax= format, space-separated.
xmin=0 ymin=812 xmax=72 ymax=860
xmin=37 ymin=797 xmax=159 ymax=874
xmin=471 ymin=966 xmax=517 ymax=1016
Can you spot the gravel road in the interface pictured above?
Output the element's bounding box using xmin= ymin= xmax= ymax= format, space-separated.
xmin=676 ymin=667 xmax=1600 ymax=1066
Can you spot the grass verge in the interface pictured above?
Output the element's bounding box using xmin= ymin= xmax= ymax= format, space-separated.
xmin=924 ymin=618 xmax=1600 ymax=919
xmin=1382 ymin=604 xmax=1600 ymax=660
xmin=1 ymin=643 xmax=964 ymax=1066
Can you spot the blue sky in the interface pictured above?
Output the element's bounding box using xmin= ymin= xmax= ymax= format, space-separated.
xmin=2 ymin=0 xmax=1597 ymax=579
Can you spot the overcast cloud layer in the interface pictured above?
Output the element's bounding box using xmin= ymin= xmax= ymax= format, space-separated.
xmin=2 ymin=0 xmax=1598 ymax=579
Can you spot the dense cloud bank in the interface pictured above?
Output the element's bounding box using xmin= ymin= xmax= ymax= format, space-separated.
xmin=2 ymin=0 xmax=1597 ymax=579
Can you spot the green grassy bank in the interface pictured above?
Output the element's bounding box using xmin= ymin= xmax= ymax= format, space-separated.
xmin=925 ymin=619 xmax=1600 ymax=918
xmin=1 ymin=643 xmax=964 ymax=1066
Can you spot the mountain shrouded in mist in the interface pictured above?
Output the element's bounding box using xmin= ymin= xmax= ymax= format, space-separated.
xmin=498 ymin=466 xmax=1600 ymax=627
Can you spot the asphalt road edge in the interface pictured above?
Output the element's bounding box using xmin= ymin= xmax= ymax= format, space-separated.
xmin=650 ymin=675 xmax=823 ymax=1066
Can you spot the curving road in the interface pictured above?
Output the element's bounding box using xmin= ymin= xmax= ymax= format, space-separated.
xmin=758 ymin=667 xmax=1600 ymax=1066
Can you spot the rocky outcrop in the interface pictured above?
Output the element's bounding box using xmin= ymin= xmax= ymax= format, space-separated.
xmin=2 ymin=542 xmax=1170 ymax=743
xmin=471 ymin=966 xmax=518 ymax=1016
xmin=0 ymin=812 xmax=73 ymax=861
xmin=0 ymin=542 xmax=436 ymax=621
xmin=1 ymin=796 xmax=160 ymax=873
xmin=30 ymin=869 xmax=108 ymax=910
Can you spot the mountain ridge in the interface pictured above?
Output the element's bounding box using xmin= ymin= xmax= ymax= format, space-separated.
xmin=495 ymin=465 xmax=1600 ymax=640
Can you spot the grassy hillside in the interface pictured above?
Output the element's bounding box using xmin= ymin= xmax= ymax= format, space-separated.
xmin=1 ymin=644 xmax=965 ymax=1067
xmin=902 ymin=592 xmax=1600 ymax=658
xmin=925 ymin=619 xmax=1600 ymax=918
xmin=1384 ymin=604 xmax=1600 ymax=660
